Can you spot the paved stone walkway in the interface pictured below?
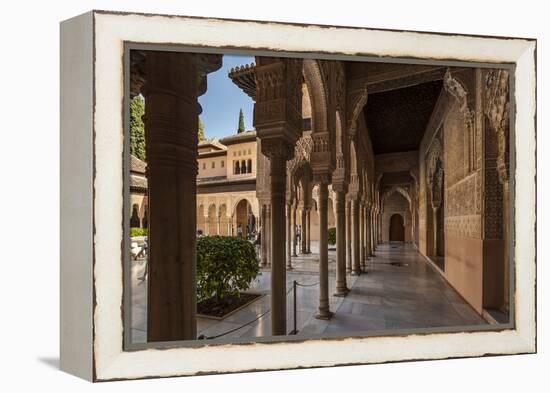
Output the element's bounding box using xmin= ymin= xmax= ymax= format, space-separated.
xmin=130 ymin=242 xmax=486 ymax=343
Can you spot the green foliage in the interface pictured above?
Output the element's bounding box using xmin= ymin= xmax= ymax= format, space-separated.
xmin=130 ymin=95 xmax=146 ymax=161
xmin=198 ymin=117 xmax=206 ymax=141
xmin=328 ymin=227 xmax=336 ymax=246
xmin=130 ymin=227 xmax=148 ymax=237
xmin=237 ymin=108 xmax=245 ymax=133
xmin=196 ymin=236 xmax=259 ymax=301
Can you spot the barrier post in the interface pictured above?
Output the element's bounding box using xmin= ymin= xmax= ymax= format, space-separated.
xmin=290 ymin=280 xmax=298 ymax=335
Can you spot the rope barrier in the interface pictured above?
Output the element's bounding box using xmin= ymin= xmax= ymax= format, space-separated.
xmin=294 ymin=281 xmax=319 ymax=287
xmin=198 ymin=286 xmax=294 ymax=340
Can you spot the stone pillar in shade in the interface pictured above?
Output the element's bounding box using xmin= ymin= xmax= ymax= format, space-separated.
xmin=315 ymin=179 xmax=333 ymax=319
xmin=144 ymin=51 xmax=221 ymax=342
xmin=254 ymin=57 xmax=303 ymax=336
xmin=263 ymin=141 xmax=293 ymax=334
xmin=286 ymin=202 xmax=293 ymax=270
xmin=306 ymin=208 xmax=311 ymax=253
xmin=266 ymin=204 xmax=272 ymax=267
xmin=345 ymin=200 xmax=352 ymax=272
xmin=334 ymin=190 xmax=349 ymax=296
xmin=359 ymin=201 xmax=365 ymax=270
xmin=370 ymin=206 xmax=376 ymax=255
xmin=260 ymin=204 xmax=268 ymax=267
xmin=292 ymin=203 xmax=298 ymax=257
xmin=351 ymin=199 xmax=361 ymax=275
xmin=301 ymin=208 xmax=307 ymax=253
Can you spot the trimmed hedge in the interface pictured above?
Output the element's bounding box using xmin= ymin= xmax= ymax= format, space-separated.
xmin=328 ymin=227 xmax=336 ymax=246
xmin=196 ymin=236 xmax=259 ymax=302
xmin=130 ymin=227 xmax=148 ymax=237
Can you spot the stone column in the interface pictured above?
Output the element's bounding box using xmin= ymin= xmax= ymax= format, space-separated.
xmin=260 ymin=205 xmax=267 ymax=266
xmin=292 ymin=204 xmax=298 ymax=257
xmin=286 ymin=203 xmax=293 ymax=270
xmin=351 ymin=199 xmax=361 ymax=275
xmin=301 ymin=208 xmax=307 ymax=253
xmin=306 ymin=208 xmax=311 ymax=253
xmin=370 ymin=208 xmax=375 ymax=255
xmin=334 ymin=190 xmax=349 ymax=296
xmin=216 ymin=215 xmax=221 ymax=235
xmin=263 ymin=142 xmax=292 ymax=335
xmin=365 ymin=205 xmax=371 ymax=258
xmin=378 ymin=212 xmax=383 ymax=244
xmin=316 ymin=180 xmax=333 ymax=319
xmin=359 ymin=202 xmax=365 ymax=270
xmin=266 ymin=204 xmax=272 ymax=267
xmin=144 ymin=51 xmax=221 ymax=342
xmin=345 ymin=200 xmax=352 ymax=272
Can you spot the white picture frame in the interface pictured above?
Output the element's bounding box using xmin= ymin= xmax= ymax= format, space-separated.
xmin=60 ymin=10 xmax=536 ymax=382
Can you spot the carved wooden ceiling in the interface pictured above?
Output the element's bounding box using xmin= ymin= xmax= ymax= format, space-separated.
xmin=365 ymin=80 xmax=443 ymax=155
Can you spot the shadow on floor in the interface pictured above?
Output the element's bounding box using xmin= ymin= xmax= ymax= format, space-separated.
xmin=37 ymin=357 xmax=59 ymax=370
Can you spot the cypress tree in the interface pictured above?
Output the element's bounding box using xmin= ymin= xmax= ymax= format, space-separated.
xmin=198 ymin=117 xmax=206 ymax=141
xmin=237 ymin=108 xmax=245 ymax=133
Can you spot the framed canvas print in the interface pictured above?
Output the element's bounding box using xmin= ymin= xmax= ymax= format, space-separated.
xmin=60 ymin=10 xmax=537 ymax=381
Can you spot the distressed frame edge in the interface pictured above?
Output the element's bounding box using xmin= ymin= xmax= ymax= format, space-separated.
xmin=59 ymin=11 xmax=95 ymax=382
xmin=88 ymin=11 xmax=536 ymax=381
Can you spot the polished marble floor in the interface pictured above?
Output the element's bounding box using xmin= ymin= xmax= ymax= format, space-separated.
xmin=129 ymin=242 xmax=486 ymax=343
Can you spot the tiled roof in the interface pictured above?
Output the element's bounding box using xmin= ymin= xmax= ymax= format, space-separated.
xmin=219 ymin=130 xmax=256 ymax=145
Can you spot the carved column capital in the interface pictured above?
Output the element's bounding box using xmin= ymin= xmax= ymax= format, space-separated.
xmin=261 ymin=138 xmax=294 ymax=166
xmin=313 ymin=172 xmax=332 ymax=187
xmin=253 ymin=57 xmax=303 ymax=143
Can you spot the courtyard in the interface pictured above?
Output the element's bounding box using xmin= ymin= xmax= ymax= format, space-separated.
xmin=130 ymin=242 xmax=485 ymax=343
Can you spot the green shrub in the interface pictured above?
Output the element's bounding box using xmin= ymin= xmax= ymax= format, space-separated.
xmin=196 ymin=236 xmax=260 ymax=302
xmin=130 ymin=227 xmax=148 ymax=237
xmin=328 ymin=227 xmax=336 ymax=246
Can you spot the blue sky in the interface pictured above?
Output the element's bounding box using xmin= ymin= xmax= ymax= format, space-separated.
xmin=198 ymin=55 xmax=255 ymax=139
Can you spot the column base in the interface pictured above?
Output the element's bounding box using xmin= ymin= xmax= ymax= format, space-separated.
xmin=292 ymin=253 xmax=298 ymax=257
xmin=333 ymin=287 xmax=350 ymax=297
xmin=286 ymin=265 xmax=293 ymax=271
xmin=351 ymin=270 xmax=361 ymax=276
xmin=315 ymin=310 xmax=334 ymax=320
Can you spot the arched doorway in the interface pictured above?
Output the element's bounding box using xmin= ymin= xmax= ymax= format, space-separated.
xmin=234 ymin=199 xmax=255 ymax=238
xmin=389 ymin=214 xmax=405 ymax=241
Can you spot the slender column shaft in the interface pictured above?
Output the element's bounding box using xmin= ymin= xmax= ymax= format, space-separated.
xmin=145 ymin=51 xmax=200 ymax=342
xmin=269 ymin=157 xmax=287 ymax=335
xmin=365 ymin=206 xmax=371 ymax=258
xmin=266 ymin=205 xmax=271 ymax=266
xmin=306 ymin=209 xmax=311 ymax=253
xmin=359 ymin=203 xmax=365 ymax=269
xmin=286 ymin=203 xmax=292 ymax=269
xmin=351 ymin=199 xmax=361 ymax=275
xmin=370 ymin=208 xmax=376 ymax=256
xmin=301 ymin=208 xmax=307 ymax=253
xmin=334 ymin=191 xmax=348 ymax=296
xmin=345 ymin=200 xmax=352 ymax=272
xmin=260 ymin=205 xmax=267 ymax=266
xmin=316 ymin=182 xmax=332 ymax=319
xmin=292 ymin=205 xmax=298 ymax=256
xmin=377 ymin=213 xmax=382 ymax=244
